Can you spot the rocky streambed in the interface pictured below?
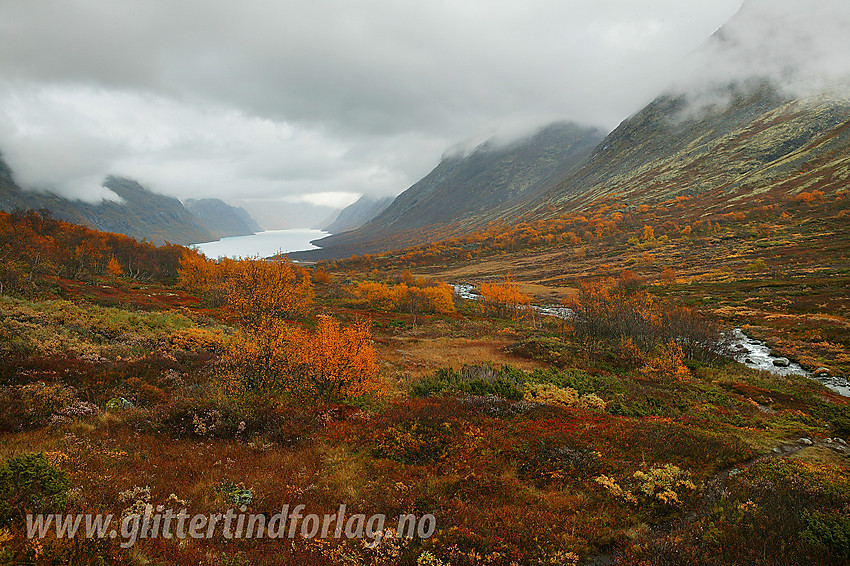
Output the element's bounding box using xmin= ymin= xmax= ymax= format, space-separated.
xmin=728 ymin=329 xmax=849 ymax=397
xmin=451 ymin=284 xmax=850 ymax=397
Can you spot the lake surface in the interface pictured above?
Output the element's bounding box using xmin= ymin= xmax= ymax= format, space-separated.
xmin=191 ymin=229 xmax=329 ymax=259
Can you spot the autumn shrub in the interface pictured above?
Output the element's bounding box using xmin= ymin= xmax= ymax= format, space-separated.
xmin=0 ymin=381 xmax=79 ymax=431
xmin=595 ymin=463 xmax=697 ymax=507
xmin=479 ymin=278 xmax=531 ymax=320
xmin=520 ymin=442 xmax=601 ymax=487
xmin=525 ymin=367 xmax=624 ymax=398
xmin=522 ymin=383 xmax=607 ymax=411
xmin=621 ymin=460 xmax=850 ymax=565
xmin=641 ymin=340 xmax=691 ymax=381
xmin=225 ymin=258 xmax=313 ymax=327
xmin=347 ymin=279 xmax=456 ymax=315
xmin=372 ymin=419 xmax=457 ymax=465
xmin=0 ymin=453 xmax=71 ymax=526
xmin=567 ymin=279 xmax=730 ymax=365
xmin=284 ymin=316 xmax=379 ymax=402
xmin=168 ymin=326 xmax=225 ymax=352
xmin=222 ymin=315 xmax=380 ymax=404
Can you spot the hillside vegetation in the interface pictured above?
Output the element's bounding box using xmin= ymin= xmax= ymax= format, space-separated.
xmin=0 ymin=201 xmax=847 ymax=565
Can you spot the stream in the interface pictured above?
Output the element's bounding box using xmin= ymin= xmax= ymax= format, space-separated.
xmin=451 ymin=284 xmax=850 ymax=397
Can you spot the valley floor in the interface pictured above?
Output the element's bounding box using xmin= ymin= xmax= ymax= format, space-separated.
xmin=0 ymin=195 xmax=848 ymax=565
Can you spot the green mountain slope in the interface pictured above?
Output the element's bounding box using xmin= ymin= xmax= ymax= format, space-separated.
xmin=531 ymin=86 xmax=850 ymax=216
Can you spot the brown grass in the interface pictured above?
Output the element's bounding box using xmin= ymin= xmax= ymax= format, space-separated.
xmin=376 ymin=336 xmax=546 ymax=377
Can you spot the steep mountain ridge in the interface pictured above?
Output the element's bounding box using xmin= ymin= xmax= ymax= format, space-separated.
xmin=185 ymin=198 xmax=261 ymax=239
xmin=0 ymin=158 xmax=260 ymax=245
xmin=304 ymin=122 xmax=605 ymax=257
xmin=530 ymin=86 xmax=850 ymax=215
xmin=323 ymin=195 xmax=393 ymax=234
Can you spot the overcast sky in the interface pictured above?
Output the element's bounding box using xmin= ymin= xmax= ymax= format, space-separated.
xmin=1 ymin=0 xmax=845 ymax=210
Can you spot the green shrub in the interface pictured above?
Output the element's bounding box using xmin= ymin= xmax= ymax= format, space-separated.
xmin=801 ymin=510 xmax=850 ymax=563
xmin=0 ymin=453 xmax=70 ymax=525
xmin=412 ymin=365 xmax=525 ymax=400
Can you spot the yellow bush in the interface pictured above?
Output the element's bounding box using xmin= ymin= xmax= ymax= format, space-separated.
xmin=523 ymin=383 xmax=579 ymax=407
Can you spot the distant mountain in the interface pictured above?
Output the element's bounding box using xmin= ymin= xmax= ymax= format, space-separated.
xmin=323 ymin=195 xmax=393 ymax=234
xmin=184 ymin=198 xmax=261 ymax=239
xmin=304 ymin=122 xmax=605 ymax=257
xmin=233 ymin=199 xmax=342 ymax=231
xmin=0 ymin=157 xmax=262 ymax=245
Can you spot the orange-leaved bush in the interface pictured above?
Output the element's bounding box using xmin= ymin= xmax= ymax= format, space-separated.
xmin=222 ymin=316 xmax=380 ymax=402
xmin=285 ymin=315 xmax=380 ymax=402
xmin=479 ymin=278 xmax=531 ymax=319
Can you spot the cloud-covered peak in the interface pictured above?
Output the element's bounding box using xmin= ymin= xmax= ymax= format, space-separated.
xmin=1 ymin=1 xmax=746 ymax=209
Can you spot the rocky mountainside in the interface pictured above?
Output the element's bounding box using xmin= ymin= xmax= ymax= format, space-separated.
xmin=0 ymin=157 xmax=261 ymax=245
xmin=525 ymin=0 xmax=850 ymax=215
xmin=529 ymin=85 xmax=850 ymax=216
xmin=295 ymin=1 xmax=850 ymax=259
xmin=305 ymin=122 xmax=605 ymax=257
xmin=184 ymin=198 xmax=261 ymax=239
xmin=323 ymin=195 xmax=393 ymax=234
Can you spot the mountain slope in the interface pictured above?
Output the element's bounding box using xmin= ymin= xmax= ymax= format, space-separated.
xmin=529 ymin=85 xmax=850 ymax=216
xmin=305 ymin=122 xmax=605 ymax=257
xmin=184 ymin=198 xmax=261 ymax=239
xmin=0 ymin=160 xmax=215 ymax=245
xmin=323 ymin=195 xmax=393 ymax=234
xmin=300 ymin=0 xmax=850 ymax=261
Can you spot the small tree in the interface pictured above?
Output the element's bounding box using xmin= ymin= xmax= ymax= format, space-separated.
xmin=106 ymin=256 xmax=124 ymax=277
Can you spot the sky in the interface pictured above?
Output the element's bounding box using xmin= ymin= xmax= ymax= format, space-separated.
xmin=1 ymin=0 xmax=845 ymax=216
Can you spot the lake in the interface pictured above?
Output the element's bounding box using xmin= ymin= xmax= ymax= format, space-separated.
xmin=191 ymin=229 xmax=329 ymax=259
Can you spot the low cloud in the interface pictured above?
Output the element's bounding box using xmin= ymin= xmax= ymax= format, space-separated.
xmin=1 ymin=1 xmax=754 ymax=209
xmin=670 ymin=0 xmax=850 ymax=109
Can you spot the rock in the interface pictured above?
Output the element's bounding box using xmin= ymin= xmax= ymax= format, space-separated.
xmin=772 ymin=358 xmax=791 ymax=367
xmin=813 ymin=367 xmax=830 ymax=377
xmin=105 ymin=397 xmax=135 ymax=411
xmin=745 ymin=358 xmax=754 ymax=364
xmin=835 ymin=438 xmax=847 ymax=446
xmin=798 ymin=438 xmax=813 ymax=446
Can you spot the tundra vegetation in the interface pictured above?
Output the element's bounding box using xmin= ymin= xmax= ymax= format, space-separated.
xmin=0 ymin=189 xmax=848 ymax=565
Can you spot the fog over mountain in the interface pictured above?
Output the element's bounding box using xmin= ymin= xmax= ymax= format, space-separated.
xmin=0 ymin=0 xmax=744 ymax=213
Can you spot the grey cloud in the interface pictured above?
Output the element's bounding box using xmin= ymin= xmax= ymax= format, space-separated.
xmin=2 ymin=0 xmax=751 ymax=206
xmin=671 ymin=0 xmax=850 ymax=104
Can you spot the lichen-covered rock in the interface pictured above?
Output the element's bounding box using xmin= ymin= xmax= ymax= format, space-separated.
xmin=105 ymin=397 xmax=135 ymax=411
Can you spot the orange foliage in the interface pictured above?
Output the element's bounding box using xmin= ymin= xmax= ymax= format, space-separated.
xmin=312 ymin=268 xmax=331 ymax=285
xmin=106 ymin=256 xmax=124 ymax=277
xmin=223 ymin=316 xmax=380 ymax=402
xmin=795 ymin=190 xmax=824 ymax=203
xmin=479 ymin=278 xmax=532 ymax=319
xmin=285 ymin=316 xmax=380 ymax=401
xmin=0 ymin=209 xmax=185 ymax=295
xmin=643 ymin=340 xmax=691 ymax=381
xmin=225 ymin=258 xmax=313 ymax=327
xmin=178 ymin=254 xmax=313 ymax=324
xmin=348 ymin=279 xmax=455 ymax=315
